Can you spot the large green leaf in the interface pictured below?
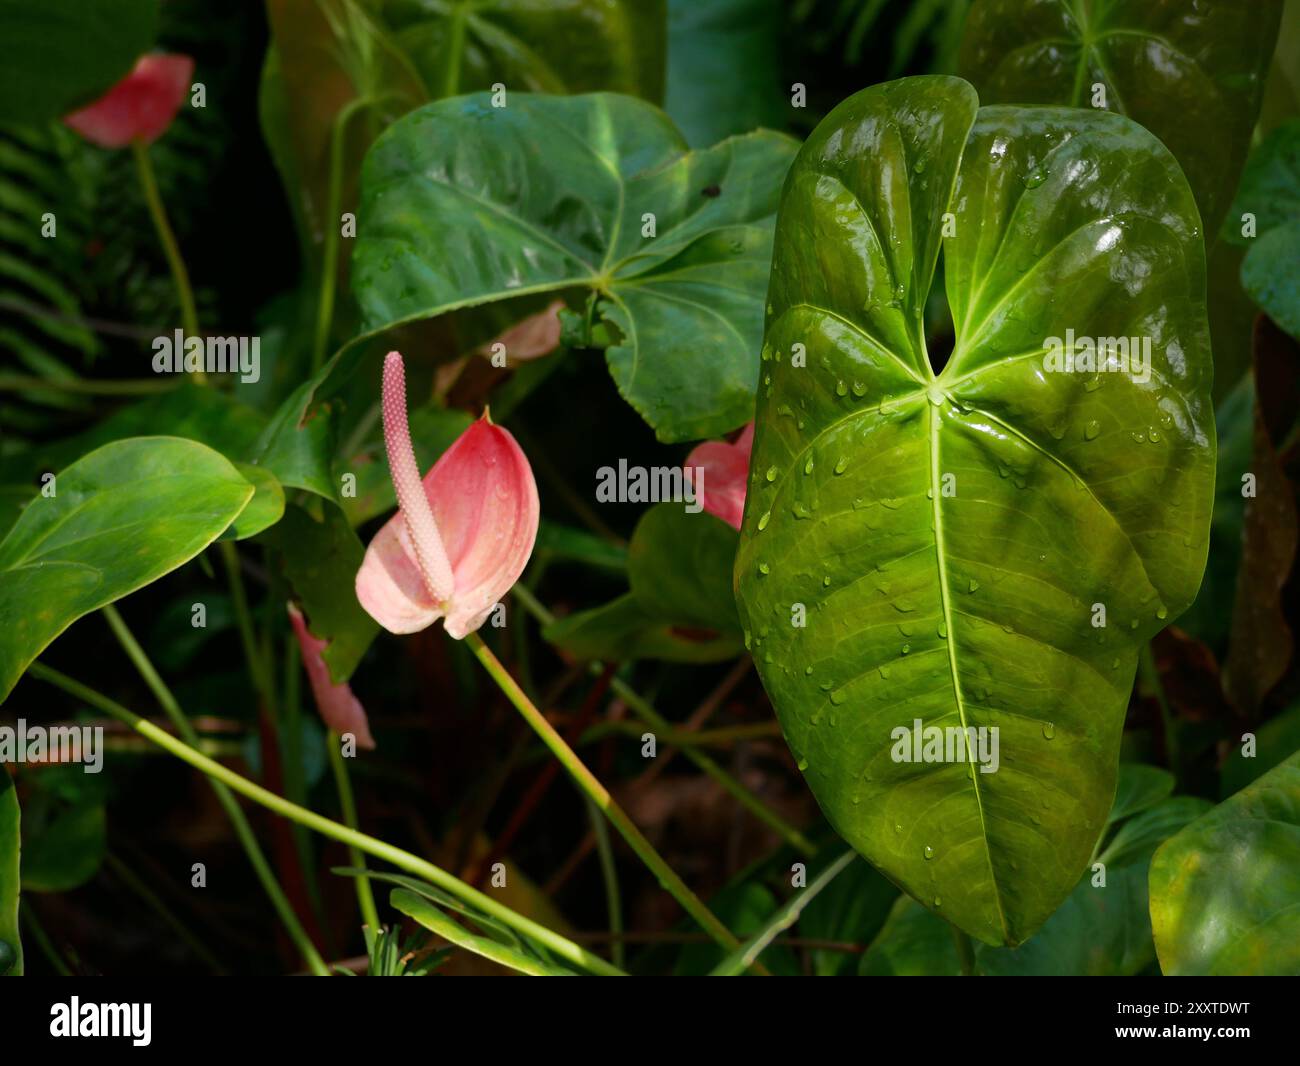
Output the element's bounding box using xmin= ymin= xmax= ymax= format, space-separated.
xmin=349 ymin=92 xmax=799 ymax=442
xmin=0 ymin=384 xmax=285 ymax=540
xmin=860 ymin=768 xmax=1208 ymax=975
xmin=735 ymin=76 xmax=1215 ymax=946
xmin=0 ymin=0 xmax=158 ymax=123
xmin=0 ymin=769 xmax=19 ymax=976
xmin=0 ymin=437 xmax=253 ymax=701
xmin=959 ymin=0 xmax=1283 ymax=231
xmin=260 ymin=0 xmax=663 ymax=266
xmin=1150 ymin=751 xmax=1300 ymax=975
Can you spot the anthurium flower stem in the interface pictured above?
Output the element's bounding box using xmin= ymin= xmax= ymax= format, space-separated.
xmin=509 ymin=583 xmax=817 ymax=855
xmin=130 ymin=140 xmax=204 ymax=382
xmin=101 ymin=605 xmax=330 ymax=977
xmin=311 ymin=96 xmax=379 ymax=374
xmin=28 ymin=662 xmax=624 ymax=977
xmin=464 ymin=631 xmax=753 ymax=964
xmin=327 ymin=732 xmax=379 ymax=931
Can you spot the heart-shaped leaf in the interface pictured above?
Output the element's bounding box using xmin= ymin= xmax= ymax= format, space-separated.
xmin=1150 ymin=751 xmax=1300 ymax=975
xmin=0 ymin=437 xmax=253 ymax=701
xmin=349 ymin=92 xmax=799 ymax=442
xmin=959 ymin=0 xmax=1283 ymax=231
xmin=735 ymin=76 xmax=1214 ymax=946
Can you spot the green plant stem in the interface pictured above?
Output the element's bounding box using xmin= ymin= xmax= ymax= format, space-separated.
xmin=441 ymin=3 xmax=469 ymax=96
xmin=28 ymin=662 xmax=623 ymax=978
xmin=101 ymin=604 xmax=329 ymax=977
xmin=951 ymin=926 xmax=977 ymax=976
xmin=328 ymin=732 xmax=379 ymax=931
xmin=219 ymin=542 xmax=275 ymax=711
xmin=584 ymin=797 xmax=624 ymax=970
xmin=312 ymin=96 xmax=375 ymax=374
xmin=710 ymin=849 xmax=858 ymax=976
xmin=131 ymin=139 xmax=203 ymax=382
xmin=464 ymin=631 xmax=744 ymax=959
xmin=510 ymin=583 xmax=817 ymax=855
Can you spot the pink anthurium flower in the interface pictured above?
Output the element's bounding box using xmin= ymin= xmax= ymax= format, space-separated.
xmin=355 ymin=352 xmax=540 ymax=639
xmin=287 ymin=604 xmax=375 ymax=750
xmin=64 ymin=54 xmax=193 ymax=148
xmin=684 ymin=422 xmax=754 ymax=530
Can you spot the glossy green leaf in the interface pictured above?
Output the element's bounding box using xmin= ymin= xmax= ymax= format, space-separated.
xmin=0 ymin=0 xmax=158 ymax=123
xmin=0 ymin=437 xmax=253 ymax=701
xmin=959 ymin=0 xmax=1283 ymax=230
xmin=665 ymin=0 xmax=785 ymax=147
xmin=0 ymin=769 xmax=19 ymax=976
xmin=1150 ymin=751 xmax=1300 ymax=975
xmin=544 ymin=504 xmax=744 ymax=663
xmin=350 ymin=92 xmax=799 ymax=441
xmin=0 ymin=384 xmax=294 ymax=541
xmin=735 ymin=76 xmax=1215 ymax=946
xmin=260 ymin=504 xmax=377 ymax=684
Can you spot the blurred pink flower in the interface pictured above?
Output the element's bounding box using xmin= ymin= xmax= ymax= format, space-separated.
xmin=355 ymin=352 xmax=540 ymax=639
xmin=65 ymin=54 xmax=193 ymax=148
xmin=684 ymin=422 xmax=754 ymax=530
xmin=287 ymin=604 xmax=375 ymax=750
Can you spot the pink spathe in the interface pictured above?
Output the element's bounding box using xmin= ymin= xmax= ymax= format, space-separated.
xmin=356 ymin=352 xmax=540 ymax=639
xmin=65 ymin=54 xmax=194 ymax=148
xmin=684 ymin=422 xmax=754 ymax=531
xmin=287 ymin=604 xmax=375 ymax=750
